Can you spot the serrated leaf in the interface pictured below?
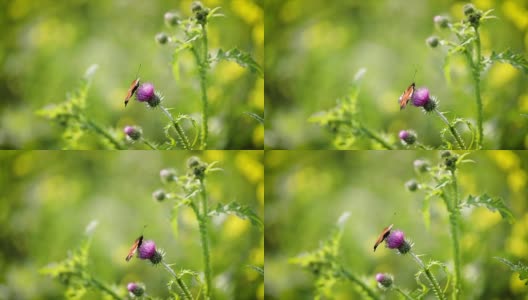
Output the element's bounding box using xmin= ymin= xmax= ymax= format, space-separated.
xmin=495 ymin=257 xmax=528 ymax=285
xmin=215 ymin=48 xmax=263 ymax=77
xmin=290 ymin=212 xmax=350 ymax=299
xmin=247 ymin=265 xmax=264 ymax=276
xmin=244 ymin=112 xmax=264 ymax=124
xmin=174 ymin=114 xmax=199 ymax=148
xmin=208 ymin=201 xmax=262 ymax=230
xmin=490 ymin=49 xmax=528 ymax=74
xmin=461 ymin=194 xmax=515 ymax=223
xmin=164 ymin=122 xmax=178 ymax=148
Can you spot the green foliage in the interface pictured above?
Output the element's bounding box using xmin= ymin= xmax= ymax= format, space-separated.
xmin=488 ymin=49 xmax=528 ymax=74
xmin=247 ymin=265 xmax=264 ymax=276
xmin=36 ymin=65 xmax=124 ymax=150
xmin=461 ymin=194 xmax=515 ymax=224
xmin=243 ymin=112 xmax=264 ymax=125
xmin=40 ymin=221 xmax=122 ymax=300
xmin=495 ymin=257 xmax=528 ymax=285
xmin=309 ymin=69 xmax=394 ymax=149
xmin=414 ymin=260 xmax=450 ymax=296
xmin=214 ymin=48 xmax=264 ymax=77
xmin=289 ymin=212 xmax=350 ymax=299
xmin=436 ymin=7 xmax=528 ymax=149
xmin=163 ymin=4 xmax=262 ymax=149
xmin=208 ymin=201 xmax=263 ymax=231
xmin=152 ymin=156 xmax=262 ymax=299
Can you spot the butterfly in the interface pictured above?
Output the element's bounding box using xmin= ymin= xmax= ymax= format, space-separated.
xmin=124 ymin=64 xmax=142 ymax=107
xmin=399 ymin=83 xmax=415 ymax=110
xmin=373 ymin=224 xmax=393 ymax=252
xmin=125 ymin=235 xmax=144 ymax=261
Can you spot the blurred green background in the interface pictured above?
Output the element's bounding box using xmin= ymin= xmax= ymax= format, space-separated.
xmin=0 ymin=150 xmax=264 ymax=299
xmin=0 ymin=0 xmax=263 ymax=149
xmin=264 ymin=0 xmax=528 ymax=149
xmin=265 ymin=150 xmax=528 ymax=299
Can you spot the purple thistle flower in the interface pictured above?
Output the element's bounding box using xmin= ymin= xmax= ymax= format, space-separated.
xmin=136 ymin=83 xmax=162 ymax=108
xmin=136 ymin=83 xmax=155 ymax=102
xmin=127 ymin=282 xmax=144 ymax=297
xmin=124 ymin=125 xmax=142 ymax=141
xmin=375 ymin=273 xmax=393 ymax=288
xmin=386 ymin=230 xmax=405 ymax=249
xmin=412 ymin=87 xmax=437 ymax=112
xmin=138 ymin=240 xmax=157 ymax=259
xmin=385 ymin=230 xmax=412 ymax=254
xmin=399 ymin=130 xmax=416 ymax=145
xmin=412 ymin=88 xmax=430 ymax=107
xmin=138 ymin=240 xmax=164 ymax=264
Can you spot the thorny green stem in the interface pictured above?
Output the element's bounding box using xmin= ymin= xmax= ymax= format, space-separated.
xmin=88 ymin=276 xmax=122 ymax=300
xmin=142 ymin=139 xmax=158 ymax=150
xmin=161 ymin=261 xmax=194 ymax=300
xmin=434 ymin=109 xmax=466 ymax=149
xmin=159 ymin=105 xmax=191 ymax=149
xmin=339 ymin=267 xmax=380 ymax=300
xmin=197 ymin=178 xmax=213 ymax=299
xmin=449 ymin=171 xmax=462 ymax=300
xmin=473 ymin=26 xmax=483 ymax=149
xmin=199 ymin=24 xmax=209 ymax=150
xmin=410 ymin=252 xmax=446 ymax=300
xmin=393 ymin=286 xmax=414 ymax=300
xmin=358 ymin=125 xmax=395 ymax=150
xmin=84 ymin=119 xmax=124 ymax=150
xmin=198 ymin=179 xmax=213 ymax=299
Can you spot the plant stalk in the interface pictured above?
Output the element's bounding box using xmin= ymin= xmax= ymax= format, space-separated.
xmin=339 ymin=267 xmax=380 ymax=300
xmin=142 ymin=139 xmax=158 ymax=150
xmin=394 ymin=286 xmax=414 ymax=300
xmin=161 ymin=261 xmax=194 ymax=300
xmin=473 ymin=26 xmax=483 ymax=149
xmin=85 ymin=119 xmax=124 ymax=150
xmin=199 ymin=24 xmax=209 ymax=149
xmin=197 ymin=179 xmax=213 ymax=299
xmin=159 ymin=105 xmax=191 ymax=149
xmin=358 ymin=125 xmax=395 ymax=150
xmin=434 ymin=109 xmax=466 ymax=149
xmin=449 ymin=171 xmax=462 ymax=300
xmin=410 ymin=252 xmax=446 ymax=300
xmin=88 ymin=276 xmax=122 ymax=300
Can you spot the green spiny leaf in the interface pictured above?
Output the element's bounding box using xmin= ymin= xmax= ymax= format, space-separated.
xmin=489 ymin=49 xmax=528 ymax=74
xmin=244 ymin=112 xmax=264 ymax=125
xmin=247 ymin=265 xmax=264 ymax=276
xmin=495 ymin=257 xmax=528 ymax=285
xmin=461 ymin=194 xmax=515 ymax=223
xmin=215 ymin=48 xmax=263 ymax=77
xmin=208 ymin=201 xmax=262 ymax=231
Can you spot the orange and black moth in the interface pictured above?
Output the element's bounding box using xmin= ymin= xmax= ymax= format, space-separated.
xmin=125 ymin=235 xmax=143 ymax=261
xmin=124 ymin=78 xmax=140 ymax=107
xmin=399 ymin=83 xmax=415 ymax=110
xmin=373 ymin=224 xmax=393 ymax=252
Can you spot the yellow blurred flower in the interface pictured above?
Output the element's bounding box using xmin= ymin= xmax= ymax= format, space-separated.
xmin=236 ymin=152 xmax=263 ymax=183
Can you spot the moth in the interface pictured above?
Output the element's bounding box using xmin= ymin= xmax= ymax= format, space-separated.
xmin=124 ymin=64 xmax=142 ymax=107
xmin=125 ymin=235 xmax=144 ymax=261
xmin=373 ymin=224 xmax=393 ymax=252
xmin=399 ymin=83 xmax=415 ymax=110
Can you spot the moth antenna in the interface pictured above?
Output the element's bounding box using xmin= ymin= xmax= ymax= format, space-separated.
xmin=411 ymin=67 xmax=418 ymax=83
xmin=135 ymin=64 xmax=142 ymax=79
